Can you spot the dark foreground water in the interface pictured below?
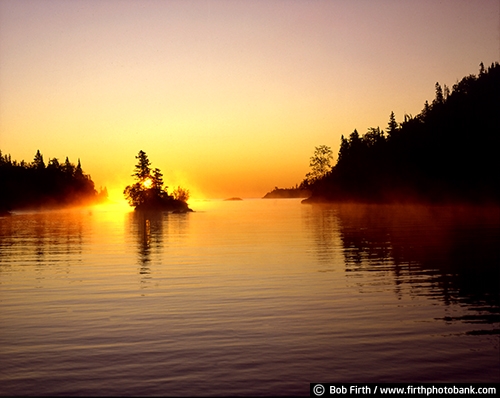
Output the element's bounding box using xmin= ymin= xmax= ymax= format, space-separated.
xmin=0 ymin=199 xmax=498 ymax=396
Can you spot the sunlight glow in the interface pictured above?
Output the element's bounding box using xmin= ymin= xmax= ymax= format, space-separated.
xmin=0 ymin=1 xmax=497 ymax=199
xmin=142 ymin=178 xmax=153 ymax=189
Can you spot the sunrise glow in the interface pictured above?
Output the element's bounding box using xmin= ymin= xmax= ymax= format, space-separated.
xmin=0 ymin=2 xmax=498 ymax=393
xmin=0 ymin=0 xmax=498 ymax=199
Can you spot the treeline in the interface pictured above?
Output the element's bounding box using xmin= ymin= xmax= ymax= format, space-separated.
xmin=303 ymin=62 xmax=500 ymax=204
xmin=0 ymin=150 xmax=107 ymax=211
xmin=263 ymin=185 xmax=311 ymax=199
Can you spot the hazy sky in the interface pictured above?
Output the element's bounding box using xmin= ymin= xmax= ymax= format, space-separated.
xmin=1 ymin=0 xmax=498 ymax=199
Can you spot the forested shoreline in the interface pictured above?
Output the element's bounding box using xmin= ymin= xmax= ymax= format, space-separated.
xmin=301 ymin=62 xmax=500 ymax=205
xmin=0 ymin=150 xmax=107 ymax=212
xmin=263 ymin=186 xmax=311 ymax=199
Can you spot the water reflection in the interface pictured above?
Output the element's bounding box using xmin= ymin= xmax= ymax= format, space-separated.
xmin=0 ymin=201 xmax=497 ymax=393
xmin=307 ymin=204 xmax=500 ymax=335
xmin=0 ymin=210 xmax=87 ymax=283
xmin=127 ymin=211 xmax=191 ymax=286
xmin=129 ymin=211 xmax=164 ymax=276
xmin=302 ymin=206 xmax=343 ymax=270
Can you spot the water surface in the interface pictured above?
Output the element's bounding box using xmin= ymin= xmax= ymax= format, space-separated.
xmin=0 ymin=199 xmax=498 ymax=396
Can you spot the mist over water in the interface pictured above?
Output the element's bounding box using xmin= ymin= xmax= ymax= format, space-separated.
xmin=0 ymin=200 xmax=498 ymax=396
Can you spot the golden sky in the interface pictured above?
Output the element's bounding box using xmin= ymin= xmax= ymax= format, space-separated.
xmin=0 ymin=0 xmax=498 ymax=200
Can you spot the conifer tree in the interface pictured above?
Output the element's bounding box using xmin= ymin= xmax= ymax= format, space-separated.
xmin=133 ymin=150 xmax=151 ymax=181
xmin=387 ymin=111 xmax=398 ymax=138
xmin=32 ymin=150 xmax=45 ymax=170
xmin=433 ymin=82 xmax=444 ymax=106
xmin=123 ymin=150 xmax=190 ymax=211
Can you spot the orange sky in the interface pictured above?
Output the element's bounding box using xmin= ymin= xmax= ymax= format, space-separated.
xmin=1 ymin=0 xmax=498 ymax=200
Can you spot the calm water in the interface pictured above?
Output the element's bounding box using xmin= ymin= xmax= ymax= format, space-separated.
xmin=0 ymin=199 xmax=498 ymax=396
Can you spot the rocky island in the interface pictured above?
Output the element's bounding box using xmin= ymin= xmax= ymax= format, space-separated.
xmin=124 ymin=150 xmax=192 ymax=212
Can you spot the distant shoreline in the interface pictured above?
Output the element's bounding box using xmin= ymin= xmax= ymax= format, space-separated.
xmin=262 ymin=188 xmax=311 ymax=199
xmin=300 ymin=63 xmax=500 ymax=207
xmin=300 ymin=195 xmax=500 ymax=209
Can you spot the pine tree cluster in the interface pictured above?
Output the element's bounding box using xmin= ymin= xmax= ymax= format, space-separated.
xmin=304 ymin=62 xmax=500 ymax=204
xmin=0 ymin=150 xmax=106 ymax=211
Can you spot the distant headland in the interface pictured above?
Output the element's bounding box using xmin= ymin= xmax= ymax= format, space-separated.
xmin=262 ymin=187 xmax=311 ymax=199
xmin=296 ymin=62 xmax=500 ymax=206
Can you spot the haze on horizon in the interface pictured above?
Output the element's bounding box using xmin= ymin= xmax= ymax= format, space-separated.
xmin=0 ymin=0 xmax=498 ymax=200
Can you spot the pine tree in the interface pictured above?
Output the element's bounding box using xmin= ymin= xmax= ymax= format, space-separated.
xmin=32 ymin=150 xmax=45 ymax=170
xmin=63 ymin=157 xmax=74 ymax=177
xmin=387 ymin=111 xmax=398 ymax=138
xmin=433 ymin=82 xmax=444 ymax=106
xmin=133 ymin=150 xmax=151 ymax=181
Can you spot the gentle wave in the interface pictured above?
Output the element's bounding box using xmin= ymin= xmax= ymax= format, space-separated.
xmin=0 ymin=200 xmax=498 ymax=395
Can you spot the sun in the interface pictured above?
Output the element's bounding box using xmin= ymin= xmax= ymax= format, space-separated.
xmin=142 ymin=178 xmax=153 ymax=189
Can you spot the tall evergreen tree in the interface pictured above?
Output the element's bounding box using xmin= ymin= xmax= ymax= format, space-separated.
xmin=337 ymin=135 xmax=350 ymax=164
xmin=63 ymin=157 xmax=74 ymax=177
xmin=133 ymin=150 xmax=151 ymax=181
xmin=75 ymin=159 xmax=84 ymax=178
xmin=387 ymin=111 xmax=398 ymax=138
xmin=433 ymin=82 xmax=444 ymax=106
xmin=32 ymin=150 xmax=45 ymax=170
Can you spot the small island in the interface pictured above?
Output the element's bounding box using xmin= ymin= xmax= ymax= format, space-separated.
xmin=123 ymin=150 xmax=192 ymax=213
xmin=224 ymin=197 xmax=243 ymax=201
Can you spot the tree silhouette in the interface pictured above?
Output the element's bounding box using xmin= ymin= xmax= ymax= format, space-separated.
xmin=386 ymin=111 xmax=399 ymax=139
xmin=302 ymin=62 xmax=500 ymax=204
xmin=123 ymin=150 xmax=191 ymax=212
xmin=133 ymin=150 xmax=151 ymax=181
xmin=0 ymin=150 xmax=106 ymax=211
xmin=363 ymin=127 xmax=384 ymax=147
xmin=433 ymin=82 xmax=444 ymax=106
xmin=32 ymin=150 xmax=45 ymax=170
xmin=152 ymin=168 xmax=165 ymax=192
xmin=172 ymin=186 xmax=190 ymax=202
xmin=305 ymin=145 xmax=333 ymax=184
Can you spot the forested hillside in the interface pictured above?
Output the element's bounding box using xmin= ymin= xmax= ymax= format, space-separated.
xmin=303 ymin=62 xmax=500 ymax=204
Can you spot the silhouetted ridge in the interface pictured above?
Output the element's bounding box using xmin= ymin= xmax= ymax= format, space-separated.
xmin=263 ymin=186 xmax=311 ymax=199
xmin=302 ymin=62 xmax=500 ymax=204
xmin=0 ymin=150 xmax=107 ymax=212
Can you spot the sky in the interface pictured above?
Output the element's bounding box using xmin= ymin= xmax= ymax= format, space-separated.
xmin=0 ymin=0 xmax=499 ymax=200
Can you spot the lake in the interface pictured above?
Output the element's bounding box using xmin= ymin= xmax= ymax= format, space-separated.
xmin=0 ymin=199 xmax=498 ymax=396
